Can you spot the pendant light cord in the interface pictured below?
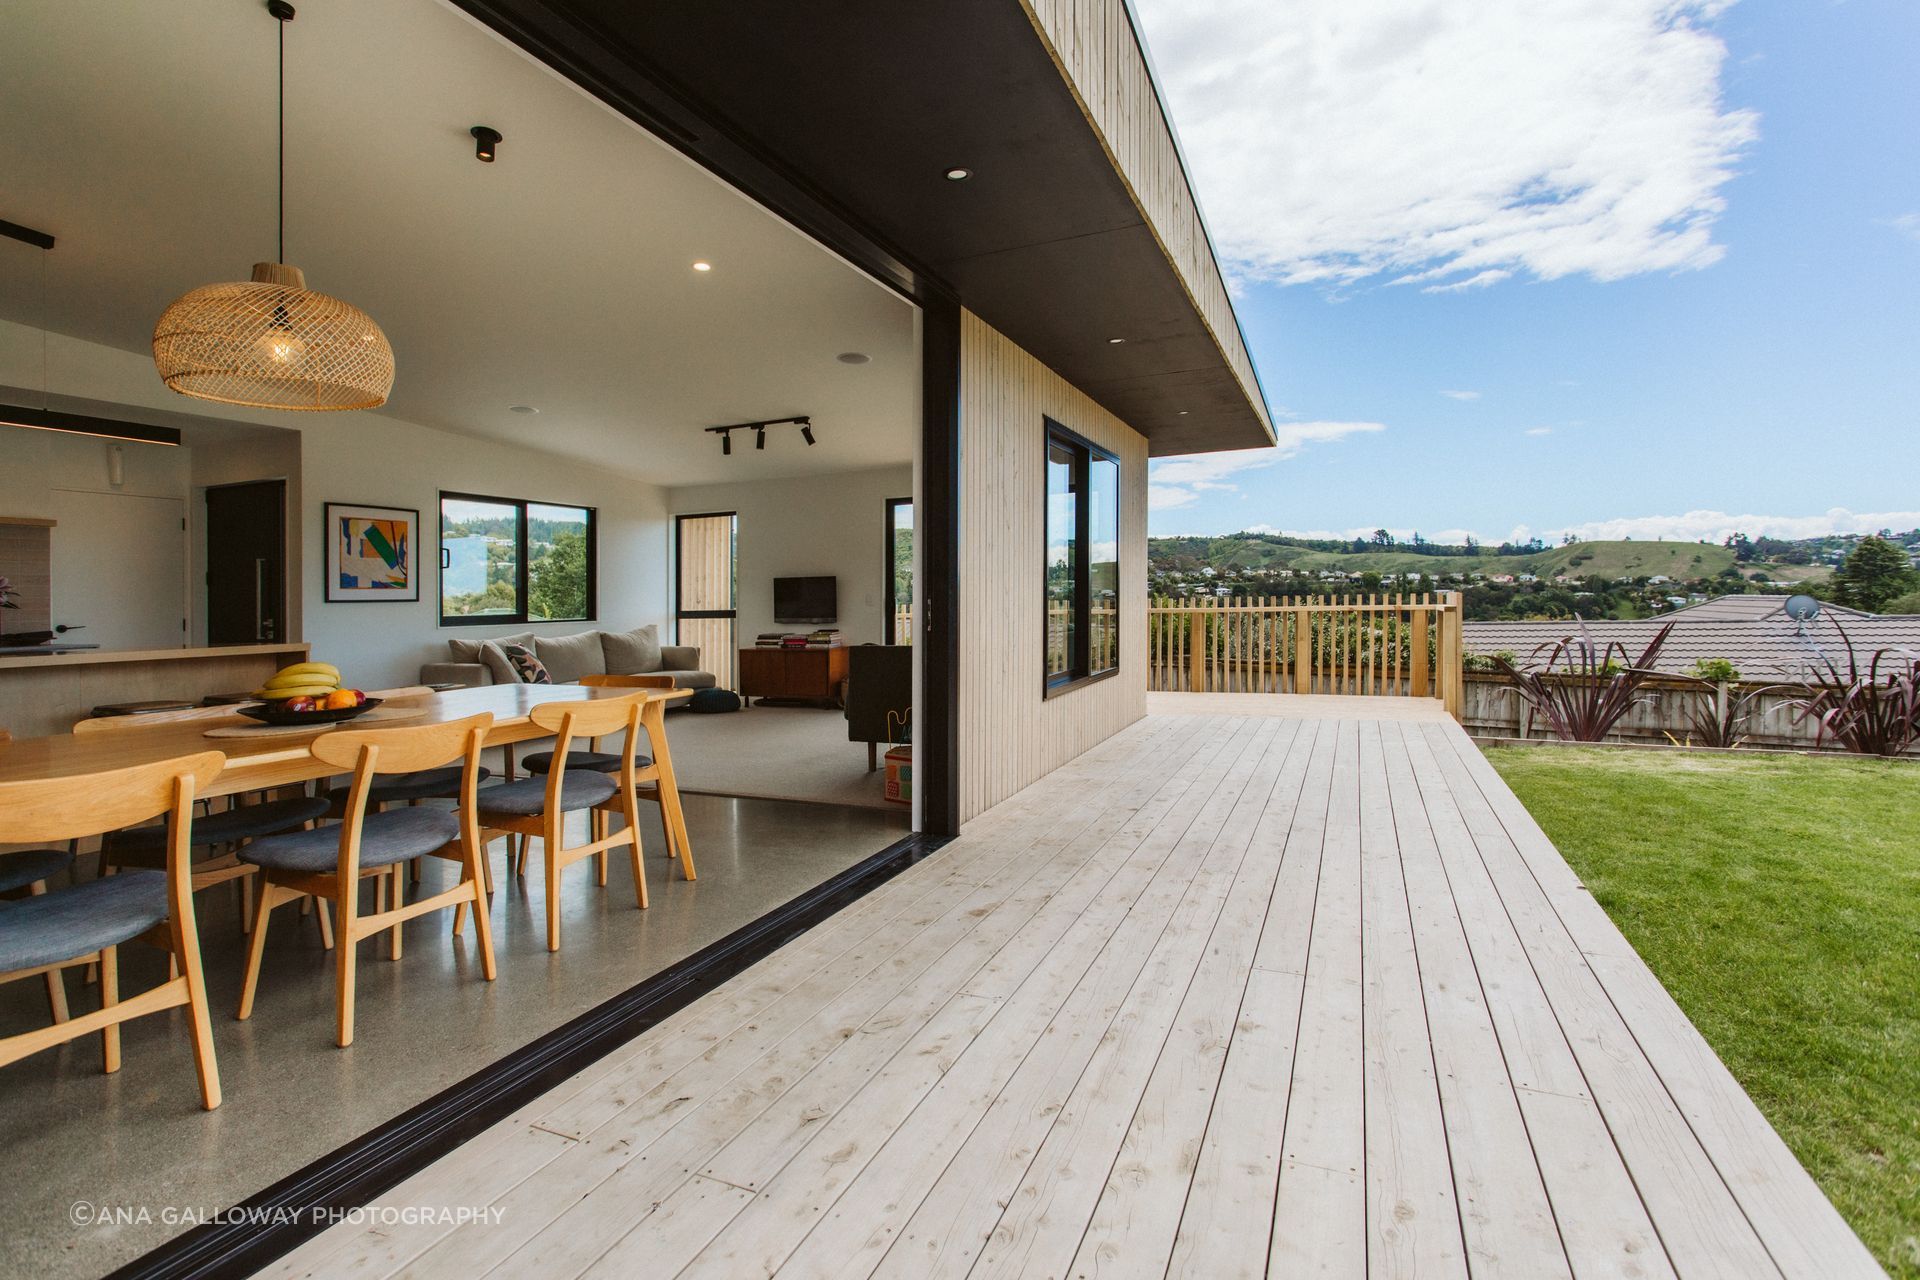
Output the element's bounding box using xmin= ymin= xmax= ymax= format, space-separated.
xmin=277 ymin=10 xmax=285 ymax=264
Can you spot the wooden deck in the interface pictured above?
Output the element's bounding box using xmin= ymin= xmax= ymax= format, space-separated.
xmin=267 ymin=697 xmax=1883 ymax=1280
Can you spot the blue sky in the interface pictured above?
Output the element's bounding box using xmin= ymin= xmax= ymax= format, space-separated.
xmin=1134 ymin=0 xmax=1920 ymax=544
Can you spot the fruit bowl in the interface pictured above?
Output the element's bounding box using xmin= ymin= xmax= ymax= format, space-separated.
xmin=237 ymin=697 xmax=383 ymax=727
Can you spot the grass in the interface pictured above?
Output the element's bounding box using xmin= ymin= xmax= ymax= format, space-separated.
xmin=1486 ymin=746 xmax=1920 ymax=1277
xmin=1149 ymin=535 xmax=1823 ymax=583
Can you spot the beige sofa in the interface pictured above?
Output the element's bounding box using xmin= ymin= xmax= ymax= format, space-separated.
xmin=420 ymin=623 xmax=716 ymax=690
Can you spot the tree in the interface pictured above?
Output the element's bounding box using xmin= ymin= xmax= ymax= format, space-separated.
xmin=528 ymin=528 xmax=589 ymax=620
xmin=1832 ymin=535 xmax=1920 ymax=612
xmin=1724 ymin=532 xmax=1754 ymax=563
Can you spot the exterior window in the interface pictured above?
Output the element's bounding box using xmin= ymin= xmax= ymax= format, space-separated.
xmin=1044 ymin=421 xmax=1120 ymax=694
xmin=440 ymin=492 xmax=596 ymax=625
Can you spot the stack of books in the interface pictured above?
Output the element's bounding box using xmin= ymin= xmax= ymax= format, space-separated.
xmin=800 ymin=629 xmax=844 ymax=649
xmin=757 ymin=630 xmax=845 ymax=649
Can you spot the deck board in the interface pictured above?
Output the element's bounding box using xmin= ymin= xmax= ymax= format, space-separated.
xmin=268 ymin=696 xmax=1883 ymax=1280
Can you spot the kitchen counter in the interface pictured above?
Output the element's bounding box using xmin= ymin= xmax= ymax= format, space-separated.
xmin=0 ymin=642 xmax=310 ymax=736
xmin=0 ymin=641 xmax=303 ymax=671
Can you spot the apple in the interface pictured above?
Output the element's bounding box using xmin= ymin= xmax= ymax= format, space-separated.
xmin=282 ymin=695 xmax=316 ymax=713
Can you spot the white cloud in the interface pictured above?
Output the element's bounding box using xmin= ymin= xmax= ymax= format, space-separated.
xmin=1516 ymin=508 xmax=1920 ymax=544
xmin=1886 ymin=213 xmax=1920 ymax=243
xmin=1440 ymin=389 xmax=1481 ymax=401
xmin=1422 ymin=269 xmax=1513 ymax=294
xmin=1147 ymin=421 xmax=1385 ymax=510
xmin=1133 ymin=0 xmax=1757 ymax=290
xmin=1524 ymin=426 xmax=1553 ymax=436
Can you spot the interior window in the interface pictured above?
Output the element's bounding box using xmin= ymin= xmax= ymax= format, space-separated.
xmin=886 ymin=497 xmax=914 ymax=644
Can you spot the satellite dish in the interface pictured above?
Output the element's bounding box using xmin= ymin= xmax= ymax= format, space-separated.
xmin=1784 ymin=595 xmax=1822 ymax=622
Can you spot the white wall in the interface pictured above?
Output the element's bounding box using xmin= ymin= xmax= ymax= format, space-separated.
xmin=0 ymin=422 xmax=192 ymax=645
xmin=666 ymin=464 xmax=912 ymax=648
xmin=0 ymin=320 xmax=674 ymax=688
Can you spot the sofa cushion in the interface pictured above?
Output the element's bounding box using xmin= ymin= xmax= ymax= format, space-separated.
xmin=500 ymin=643 xmax=552 ymax=684
xmin=602 ymin=624 xmax=663 ymax=674
xmin=534 ymin=630 xmax=607 ymax=684
xmin=478 ymin=641 xmax=521 ymax=684
xmin=448 ymin=631 xmax=532 ymax=664
xmin=656 ymin=669 xmax=718 ymax=690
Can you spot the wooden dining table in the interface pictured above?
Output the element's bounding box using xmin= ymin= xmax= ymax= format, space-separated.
xmin=0 ymin=684 xmax=691 ymax=798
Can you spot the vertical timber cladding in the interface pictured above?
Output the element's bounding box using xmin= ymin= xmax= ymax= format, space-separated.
xmin=958 ymin=310 xmax=1149 ymax=823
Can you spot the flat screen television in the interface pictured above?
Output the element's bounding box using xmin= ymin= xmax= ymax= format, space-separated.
xmin=774 ymin=575 xmax=837 ymax=624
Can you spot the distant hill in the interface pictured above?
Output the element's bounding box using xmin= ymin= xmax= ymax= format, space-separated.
xmin=1148 ymin=536 xmax=1829 ymax=584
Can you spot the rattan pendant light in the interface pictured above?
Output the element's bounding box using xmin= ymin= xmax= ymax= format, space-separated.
xmin=153 ymin=0 xmax=393 ymax=411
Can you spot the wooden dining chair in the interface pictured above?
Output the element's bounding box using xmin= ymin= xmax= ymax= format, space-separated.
xmin=473 ymin=692 xmax=650 ymax=952
xmin=515 ymin=674 xmax=692 ymax=875
xmin=235 ymin=714 xmax=496 ymax=1048
xmin=0 ymin=751 xmax=226 ymax=1109
xmin=74 ymin=709 xmax=331 ymax=926
xmin=0 ymin=729 xmax=79 ymax=1022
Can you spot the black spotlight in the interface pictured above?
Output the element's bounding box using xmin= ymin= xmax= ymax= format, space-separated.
xmin=755 ymin=427 xmax=766 ymax=450
xmin=800 ymin=423 xmax=816 ymax=446
xmin=721 ymin=431 xmax=731 ymax=456
xmin=470 ymin=125 xmax=502 ymax=163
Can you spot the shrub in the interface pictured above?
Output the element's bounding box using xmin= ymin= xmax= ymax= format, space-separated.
xmin=1883 ymin=589 xmax=1920 ymax=616
xmin=1789 ymin=625 xmax=1920 ymax=756
xmin=1491 ymin=622 xmax=1675 ymax=742
xmin=1463 ymin=648 xmax=1515 ymax=674
xmin=1691 ymin=657 xmax=1740 ymax=682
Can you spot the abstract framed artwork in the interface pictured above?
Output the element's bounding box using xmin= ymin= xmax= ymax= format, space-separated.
xmin=324 ymin=503 xmax=420 ymax=602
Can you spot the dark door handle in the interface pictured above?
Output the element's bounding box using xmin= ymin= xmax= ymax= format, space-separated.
xmin=441 ymin=547 xmax=451 ymax=570
xmin=54 ymin=624 xmax=85 ymax=633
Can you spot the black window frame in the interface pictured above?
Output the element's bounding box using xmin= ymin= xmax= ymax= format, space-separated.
xmin=884 ymin=496 xmax=913 ymax=644
xmin=1042 ymin=418 xmax=1120 ymax=698
xmin=438 ymin=490 xmax=598 ymax=627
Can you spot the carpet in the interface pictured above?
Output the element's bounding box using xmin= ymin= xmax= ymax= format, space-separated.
xmin=654 ymin=703 xmax=902 ymax=811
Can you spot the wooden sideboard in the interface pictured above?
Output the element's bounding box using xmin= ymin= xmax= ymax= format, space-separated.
xmin=738 ymin=645 xmax=849 ymax=707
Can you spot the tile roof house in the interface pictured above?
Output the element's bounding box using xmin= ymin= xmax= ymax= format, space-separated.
xmin=1464 ymin=594 xmax=1919 ymax=680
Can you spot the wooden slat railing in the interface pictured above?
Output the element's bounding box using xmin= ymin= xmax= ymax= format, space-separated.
xmin=1148 ymin=594 xmax=1463 ymax=716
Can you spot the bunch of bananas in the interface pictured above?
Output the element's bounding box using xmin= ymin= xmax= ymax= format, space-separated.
xmin=253 ymin=661 xmax=343 ymax=701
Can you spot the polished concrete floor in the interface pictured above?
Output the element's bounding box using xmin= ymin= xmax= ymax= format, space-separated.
xmin=0 ymin=793 xmax=904 ymax=1279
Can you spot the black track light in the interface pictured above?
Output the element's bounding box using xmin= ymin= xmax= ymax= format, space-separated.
xmin=755 ymin=427 xmax=766 ymax=450
xmin=471 ymin=125 xmax=502 ymax=163
xmin=801 ymin=423 xmax=816 ymax=446
xmin=721 ymin=431 xmax=731 ymax=456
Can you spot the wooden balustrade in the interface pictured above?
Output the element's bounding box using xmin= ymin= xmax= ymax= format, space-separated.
xmin=1147 ymin=594 xmax=1463 ymax=715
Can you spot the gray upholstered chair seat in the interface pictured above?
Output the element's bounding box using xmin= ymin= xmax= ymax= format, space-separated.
xmin=112 ymin=796 xmax=332 ymax=857
xmin=240 ymin=809 xmax=460 ymax=874
xmin=331 ymin=764 xmax=491 ymax=804
xmin=0 ymin=870 xmax=168 ymax=973
xmin=0 ymin=848 xmax=74 ymax=895
xmin=519 ymin=750 xmax=649 ymax=775
xmin=476 ymin=771 xmax=618 ymax=817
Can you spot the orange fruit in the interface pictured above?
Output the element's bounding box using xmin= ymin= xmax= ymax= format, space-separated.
xmin=324 ymin=689 xmax=359 ymax=710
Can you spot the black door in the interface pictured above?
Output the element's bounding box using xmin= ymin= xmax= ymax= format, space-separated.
xmin=206 ymin=480 xmax=286 ymax=645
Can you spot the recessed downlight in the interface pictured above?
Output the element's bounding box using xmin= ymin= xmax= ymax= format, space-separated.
xmin=1178 ymin=409 xmax=1189 ymax=416
xmin=836 ymin=352 xmax=871 ymax=365
xmin=944 ymin=167 xmax=972 ymax=181
xmin=692 ymin=260 xmax=713 ymax=272
xmin=1107 ymin=337 xmax=1126 ymax=345
xmin=509 ymin=404 xmax=539 ymax=415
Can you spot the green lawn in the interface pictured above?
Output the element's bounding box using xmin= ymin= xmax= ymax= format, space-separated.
xmin=1486 ymin=746 xmax=1920 ymax=1277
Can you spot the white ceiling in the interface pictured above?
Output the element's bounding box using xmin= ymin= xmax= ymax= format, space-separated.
xmin=0 ymin=0 xmax=918 ymax=486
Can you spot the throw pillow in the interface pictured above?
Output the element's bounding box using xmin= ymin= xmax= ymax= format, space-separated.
xmin=499 ymin=642 xmax=552 ymax=684
xmin=451 ymin=631 xmax=534 ymax=664
xmin=687 ymin=687 xmax=742 ymax=713
xmin=478 ymin=641 xmax=520 ymax=685
xmin=533 ymin=630 xmax=606 ymax=684
xmin=601 ymin=623 xmax=663 ymax=674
